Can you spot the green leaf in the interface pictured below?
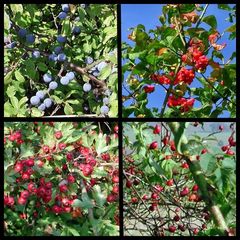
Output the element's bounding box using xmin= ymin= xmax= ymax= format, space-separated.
xmin=98 ymin=64 xmax=112 ymax=80
xmin=4 ymin=70 xmax=14 ymax=85
xmin=10 ymin=4 xmax=23 ymax=14
xmin=6 ymin=86 xmax=16 ymax=98
xmin=218 ymin=4 xmax=232 ymax=11
xmin=225 ymin=24 xmax=236 ymax=33
xmin=92 ymin=185 xmax=106 ymax=207
xmin=64 ymin=102 xmax=73 ymax=115
xmin=15 ymin=70 xmax=25 ymax=82
xmin=103 ymin=27 xmax=117 ymax=44
xmin=68 ymin=227 xmax=80 ymax=236
xmin=203 ymin=15 xmax=217 ymax=29
xmin=4 ymin=11 xmax=10 ymax=31
xmin=37 ymin=62 xmax=48 ymax=71
xmin=179 ymin=4 xmax=196 ymax=13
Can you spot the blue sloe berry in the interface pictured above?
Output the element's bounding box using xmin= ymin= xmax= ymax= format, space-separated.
xmin=36 ymin=90 xmax=45 ymax=99
xmin=60 ymin=76 xmax=70 ymax=85
xmin=49 ymin=81 xmax=58 ymax=90
xmin=44 ymin=98 xmax=53 ymax=108
xmin=30 ymin=96 xmax=40 ymax=106
xmin=43 ymin=73 xmax=52 ymax=83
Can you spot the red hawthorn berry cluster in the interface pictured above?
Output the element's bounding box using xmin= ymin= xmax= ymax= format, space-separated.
xmin=5 ymin=130 xmax=24 ymax=145
xmin=221 ymin=135 xmax=236 ymax=156
xmin=167 ymin=95 xmax=195 ymax=112
xmin=182 ymin=38 xmax=209 ymax=71
xmin=4 ymin=122 xmax=119 ymax=223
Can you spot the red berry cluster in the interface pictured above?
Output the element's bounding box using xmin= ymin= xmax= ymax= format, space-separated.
xmin=182 ymin=39 xmax=209 ymax=71
xmin=144 ymin=85 xmax=155 ymax=93
xmin=5 ymin=130 xmax=24 ymax=145
xmin=151 ymin=73 xmax=171 ymax=85
xmin=174 ymin=67 xmax=195 ymax=85
xmin=221 ymin=135 xmax=236 ymax=155
xmin=167 ymin=95 xmax=195 ymax=112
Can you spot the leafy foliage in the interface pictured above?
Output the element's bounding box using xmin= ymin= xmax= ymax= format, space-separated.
xmin=122 ymin=4 xmax=236 ymax=118
xmin=4 ymin=4 xmax=118 ymax=117
xmin=4 ymin=122 xmax=119 ymax=236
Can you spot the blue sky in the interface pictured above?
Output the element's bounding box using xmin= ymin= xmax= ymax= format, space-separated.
xmin=121 ymin=4 xmax=236 ymax=117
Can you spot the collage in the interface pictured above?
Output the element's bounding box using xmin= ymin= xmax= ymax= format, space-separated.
xmin=3 ymin=3 xmax=237 ymax=237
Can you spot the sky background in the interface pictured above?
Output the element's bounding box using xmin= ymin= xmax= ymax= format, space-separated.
xmin=121 ymin=4 xmax=236 ymax=117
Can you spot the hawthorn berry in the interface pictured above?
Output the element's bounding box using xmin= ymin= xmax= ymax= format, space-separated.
xmin=18 ymin=197 xmax=27 ymax=205
xmin=180 ymin=187 xmax=189 ymax=197
xmin=55 ymin=131 xmax=63 ymax=139
xmin=149 ymin=141 xmax=158 ymax=150
xmin=67 ymin=175 xmax=75 ymax=183
xmin=14 ymin=162 xmax=23 ymax=172
xmin=201 ymin=148 xmax=208 ymax=154
xmin=166 ymin=179 xmax=174 ymax=186
xmin=107 ymin=194 xmax=116 ymax=203
xmin=168 ymin=225 xmax=176 ymax=233
xmin=112 ymin=175 xmax=119 ymax=184
xmin=58 ymin=142 xmax=66 ymax=150
xmin=59 ymin=184 xmax=68 ymax=193
xmin=153 ymin=124 xmax=161 ymax=134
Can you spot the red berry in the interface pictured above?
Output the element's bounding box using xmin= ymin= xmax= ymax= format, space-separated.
xmin=18 ymin=197 xmax=27 ymax=205
xmin=107 ymin=194 xmax=116 ymax=203
xmin=33 ymin=211 xmax=38 ymax=218
xmin=22 ymin=172 xmax=30 ymax=180
xmin=114 ymin=125 xmax=119 ymax=133
xmin=19 ymin=213 xmax=27 ymax=219
xmin=162 ymin=136 xmax=169 ymax=146
xmin=131 ymin=197 xmax=138 ymax=204
xmin=67 ymin=175 xmax=75 ymax=183
xmin=219 ymin=125 xmax=224 ymax=131
xmin=59 ymin=184 xmax=68 ymax=192
xmin=126 ymin=180 xmax=132 ymax=188
xmin=166 ymin=179 xmax=174 ymax=186
xmin=151 ymin=192 xmax=158 ymax=199
xmin=180 ymin=187 xmax=189 ymax=197
xmin=226 ymin=149 xmax=235 ymax=156
xmin=14 ymin=162 xmax=23 ymax=173
xmin=201 ymin=148 xmax=208 ymax=154
xmin=181 ymin=162 xmax=189 ymax=169
xmin=144 ymin=85 xmax=155 ymax=93
xmin=45 ymin=182 xmax=52 ymax=189
xmin=168 ymin=225 xmax=176 ymax=233
xmin=28 ymin=182 xmax=35 ymax=192
xmin=192 ymin=184 xmax=199 ymax=192
xmin=4 ymin=196 xmax=15 ymax=206
xmin=112 ymin=185 xmax=119 ymax=194
xmin=153 ymin=124 xmax=161 ymax=134
xmin=58 ymin=142 xmax=66 ymax=150
xmin=173 ymin=215 xmax=180 ymax=222
xmin=61 ymin=198 xmax=70 ymax=206
xmin=149 ymin=141 xmax=158 ymax=150
xmin=20 ymin=190 xmax=30 ymax=199
xmin=8 ymin=134 xmax=16 ymax=141
xmin=112 ymin=175 xmax=119 ymax=184
xmin=221 ymin=145 xmax=229 ymax=152
xmin=82 ymin=164 xmax=93 ymax=176
xmin=54 ymin=131 xmax=63 ymax=139
xmin=42 ymin=145 xmax=49 ymax=153
xmin=178 ymin=224 xmax=186 ymax=232
xmin=52 ymin=205 xmax=62 ymax=214
xmin=142 ymin=194 xmax=149 ymax=200
xmin=66 ymin=152 xmax=73 ymax=161
xmin=26 ymin=158 xmax=34 ymax=167
xmin=193 ymin=228 xmax=199 ymax=235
